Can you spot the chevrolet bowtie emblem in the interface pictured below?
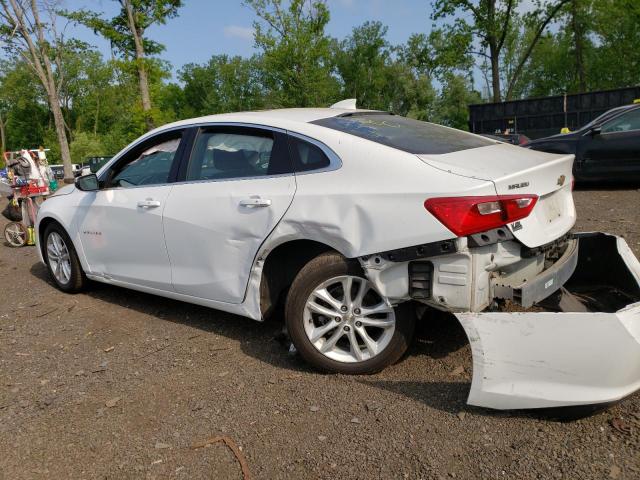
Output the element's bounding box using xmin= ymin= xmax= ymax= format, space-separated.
xmin=557 ymin=175 xmax=566 ymax=186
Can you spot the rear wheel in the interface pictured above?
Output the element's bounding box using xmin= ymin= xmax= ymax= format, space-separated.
xmin=43 ymin=223 xmax=87 ymax=293
xmin=285 ymin=252 xmax=415 ymax=374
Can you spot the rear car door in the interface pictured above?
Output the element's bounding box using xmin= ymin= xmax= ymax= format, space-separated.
xmin=579 ymin=108 xmax=640 ymax=181
xmin=162 ymin=125 xmax=295 ymax=303
xmin=76 ymin=129 xmax=187 ymax=290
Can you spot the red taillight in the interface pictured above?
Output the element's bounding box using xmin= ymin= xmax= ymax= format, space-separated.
xmin=424 ymin=195 xmax=538 ymax=237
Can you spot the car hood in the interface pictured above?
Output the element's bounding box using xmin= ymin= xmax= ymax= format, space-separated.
xmin=417 ymin=144 xmax=576 ymax=247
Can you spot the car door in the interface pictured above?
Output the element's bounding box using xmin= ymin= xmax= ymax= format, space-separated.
xmin=162 ymin=125 xmax=295 ymax=304
xmin=76 ymin=129 xmax=187 ymax=290
xmin=579 ymin=108 xmax=640 ymax=181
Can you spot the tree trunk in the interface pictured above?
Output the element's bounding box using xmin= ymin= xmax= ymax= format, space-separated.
xmin=487 ymin=0 xmax=501 ymax=103
xmin=0 ymin=116 xmax=6 ymax=156
xmin=28 ymin=0 xmax=74 ymax=182
xmin=94 ymin=96 xmax=100 ymax=135
xmin=124 ymin=0 xmax=154 ymax=130
xmin=489 ymin=42 xmax=501 ymax=103
xmin=49 ymin=87 xmax=73 ymax=182
xmin=570 ymin=0 xmax=586 ymax=92
xmin=4 ymin=0 xmax=74 ymax=182
xmin=504 ymin=0 xmax=572 ymax=100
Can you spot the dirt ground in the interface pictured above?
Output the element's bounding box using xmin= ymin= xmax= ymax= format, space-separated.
xmin=1 ymin=187 xmax=639 ymax=480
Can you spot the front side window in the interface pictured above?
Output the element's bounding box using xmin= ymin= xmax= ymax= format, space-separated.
xmin=186 ymin=130 xmax=277 ymax=181
xmin=111 ymin=137 xmax=181 ymax=188
xmin=602 ymin=108 xmax=640 ymax=133
xmin=313 ymin=113 xmax=494 ymax=155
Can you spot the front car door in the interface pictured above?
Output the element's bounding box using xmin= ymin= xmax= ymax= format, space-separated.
xmin=162 ymin=125 xmax=295 ymax=303
xmin=76 ymin=129 xmax=187 ymax=290
xmin=579 ymin=108 xmax=640 ymax=181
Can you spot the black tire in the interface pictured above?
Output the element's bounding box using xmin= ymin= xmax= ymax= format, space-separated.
xmin=285 ymin=251 xmax=415 ymax=374
xmin=43 ymin=222 xmax=87 ymax=293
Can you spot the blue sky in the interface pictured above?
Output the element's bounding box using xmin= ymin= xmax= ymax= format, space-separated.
xmin=69 ymin=0 xmax=435 ymax=73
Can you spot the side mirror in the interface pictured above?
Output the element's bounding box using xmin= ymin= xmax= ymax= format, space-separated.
xmin=590 ymin=126 xmax=602 ymax=136
xmin=75 ymin=173 xmax=99 ymax=192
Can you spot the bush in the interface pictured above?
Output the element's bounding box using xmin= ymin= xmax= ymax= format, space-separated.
xmin=69 ymin=132 xmax=105 ymax=164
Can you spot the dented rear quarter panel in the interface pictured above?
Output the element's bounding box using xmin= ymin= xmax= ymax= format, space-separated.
xmin=265 ymin=131 xmax=497 ymax=258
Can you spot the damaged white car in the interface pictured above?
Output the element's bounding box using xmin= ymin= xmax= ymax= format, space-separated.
xmin=36 ymin=101 xmax=640 ymax=411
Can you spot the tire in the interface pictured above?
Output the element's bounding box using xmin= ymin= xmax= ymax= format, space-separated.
xmin=43 ymin=222 xmax=87 ymax=293
xmin=285 ymin=251 xmax=415 ymax=374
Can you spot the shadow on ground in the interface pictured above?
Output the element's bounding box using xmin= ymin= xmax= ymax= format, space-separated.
xmin=574 ymin=182 xmax=640 ymax=191
xmin=29 ymin=260 xmax=606 ymax=421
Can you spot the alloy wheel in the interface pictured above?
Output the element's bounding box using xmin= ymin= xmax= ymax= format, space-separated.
xmin=4 ymin=222 xmax=27 ymax=247
xmin=47 ymin=231 xmax=72 ymax=285
xmin=303 ymin=275 xmax=396 ymax=363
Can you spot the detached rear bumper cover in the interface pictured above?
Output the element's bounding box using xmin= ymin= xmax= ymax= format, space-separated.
xmin=456 ymin=233 xmax=640 ymax=410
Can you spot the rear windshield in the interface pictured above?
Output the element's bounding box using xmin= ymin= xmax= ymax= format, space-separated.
xmin=312 ymin=113 xmax=494 ymax=155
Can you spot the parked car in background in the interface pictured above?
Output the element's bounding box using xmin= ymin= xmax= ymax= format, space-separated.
xmin=481 ymin=132 xmax=530 ymax=146
xmin=49 ymin=164 xmax=83 ymax=179
xmin=525 ymin=103 xmax=640 ymax=182
xmin=49 ymin=164 xmax=64 ymax=179
xmin=34 ymin=104 xmax=640 ymax=412
xmin=87 ymin=156 xmax=113 ymax=173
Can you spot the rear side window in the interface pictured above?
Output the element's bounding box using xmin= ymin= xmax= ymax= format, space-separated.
xmin=288 ymin=136 xmax=330 ymax=172
xmin=602 ymin=108 xmax=640 ymax=133
xmin=185 ymin=127 xmax=291 ymax=181
xmin=312 ymin=114 xmax=493 ymax=155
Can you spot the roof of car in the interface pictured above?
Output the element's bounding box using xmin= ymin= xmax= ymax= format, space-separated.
xmin=152 ymin=107 xmax=380 ymax=134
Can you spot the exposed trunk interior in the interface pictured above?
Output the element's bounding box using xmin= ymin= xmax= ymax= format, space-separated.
xmin=537 ymin=233 xmax=640 ymax=313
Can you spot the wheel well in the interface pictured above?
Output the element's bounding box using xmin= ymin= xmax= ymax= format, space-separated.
xmin=260 ymin=239 xmax=336 ymax=318
xmin=38 ymin=217 xmax=59 ymax=259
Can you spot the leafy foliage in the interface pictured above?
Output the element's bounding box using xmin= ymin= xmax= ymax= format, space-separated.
xmin=178 ymin=55 xmax=265 ymax=117
xmin=63 ymin=0 xmax=182 ymax=59
xmin=244 ymin=0 xmax=339 ymax=107
xmin=0 ymin=0 xmax=638 ymax=167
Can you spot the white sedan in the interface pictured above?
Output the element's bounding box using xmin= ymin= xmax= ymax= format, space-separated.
xmin=36 ymin=102 xmax=640 ymax=411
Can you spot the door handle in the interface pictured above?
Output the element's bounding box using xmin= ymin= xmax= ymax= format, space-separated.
xmin=137 ymin=199 xmax=161 ymax=208
xmin=239 ymin=197 xmax=272 ymax=208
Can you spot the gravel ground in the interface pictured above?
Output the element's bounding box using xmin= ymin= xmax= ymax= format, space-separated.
xmin=1 ymin=187 xmax=639 ymax=480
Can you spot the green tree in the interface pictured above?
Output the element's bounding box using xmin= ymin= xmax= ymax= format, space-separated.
xmin=590 ymin=0 xmax=640 ymax=90
xmin=502 ymin=0 xmax=638 ymax=98
xmin=401 ymin=30 xmax=474 ymax=82
xmin=385 ymin=61 xmax=436 ymax=120
xmin=335 ymin=21 xmax=392 ymax=110
xmin=64 ymin=0 xmax=182 ymax=129
xmin=432 ymin=74 xmax=481 ymax=129
xmin=335 ymin=22 xmax=437 ymax=117
xmin=0 ymin=60 xmax=48 ymax=156
xmin=0 ymin=0 xmax=75 ymax=181
xmin=69 ymin=131 xmax=105 ymax=164
xmin=244 ymin=0 xmax=339 ymax=107
xmin=432 ymin=0 xmax=571 ymax=102
xmin=178 ymin=55 xmax=265 ymax=117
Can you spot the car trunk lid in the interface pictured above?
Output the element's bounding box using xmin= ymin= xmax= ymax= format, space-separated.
xmin=417 ymin=144 xmax=575 ymax=247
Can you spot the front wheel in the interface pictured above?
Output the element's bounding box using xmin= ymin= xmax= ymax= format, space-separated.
xmin=43 ymin=223 xmax=87 ymax=293
xmin=285 ymin=252 xmax=415 ymax=374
